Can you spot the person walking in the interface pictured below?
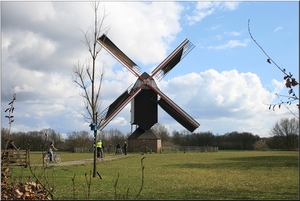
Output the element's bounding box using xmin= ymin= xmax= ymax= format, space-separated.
xmin=48 ymin=142 xmax=58 ymax=162
xmin=123 ymin=141 xmax=128 ymax=155
xmin=115 ymin=143 xmax=121 ymax=155
xmin=96 ymin=140 xmax=103 ymax=159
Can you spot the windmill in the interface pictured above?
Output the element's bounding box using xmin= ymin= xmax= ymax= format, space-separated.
xmin=96 ymin=34 xmax=200 ymax=137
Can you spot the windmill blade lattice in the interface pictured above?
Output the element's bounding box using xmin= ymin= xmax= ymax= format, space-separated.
xmin=151 ymin=39 xmax=195 ymax=81
xmin=98 ymin=34 xmax=142 ymax=77
xmin=146 ymin=84 xmax=200 ymax=132
xmin=97 ymin=84 xmax=143 ymax=131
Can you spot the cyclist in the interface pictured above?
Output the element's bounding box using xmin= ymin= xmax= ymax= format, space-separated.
xmin=48 ymin=142 xmax=58 ymax=162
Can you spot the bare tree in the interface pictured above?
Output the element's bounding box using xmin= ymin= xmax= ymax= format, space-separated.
xmin=270 ymin=117 xmax=299 ymax=150
xmin=3 ymin=87 xmax=17 ymax=150
xmin=151 ymin=123 xmax=170 ymax=143
xmin=248 ymin=19 xmax=299 ymax=119
xmin=73 ymin=2 xmax=108 ymax=177
xmin=104 ymin=128 xmax=126 ymax=146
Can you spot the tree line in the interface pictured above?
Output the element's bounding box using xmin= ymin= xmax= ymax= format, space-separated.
xmin=1 ymin=117 xmax=298 ymax=152
xmin=1 ymin=128 xmax=128 ymax=152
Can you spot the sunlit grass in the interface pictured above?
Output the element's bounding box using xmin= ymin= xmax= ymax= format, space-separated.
xmin=7 ymin=151 xmax=298 ymax=199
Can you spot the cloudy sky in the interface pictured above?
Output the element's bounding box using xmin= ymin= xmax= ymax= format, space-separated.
xmin=1 ymin=1 xmax=299 ymax=138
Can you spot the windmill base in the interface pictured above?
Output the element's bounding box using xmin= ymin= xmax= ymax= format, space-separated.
xmin=127 ymin=127 xmax=162 ymax=153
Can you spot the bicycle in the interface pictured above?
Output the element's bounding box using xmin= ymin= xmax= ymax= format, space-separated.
xmin=43 ymin=152 xmax=61 ymax=164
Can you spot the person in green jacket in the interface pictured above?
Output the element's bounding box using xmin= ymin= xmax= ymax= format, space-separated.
xmin=96 ymin=140 xmax=104 ymax=159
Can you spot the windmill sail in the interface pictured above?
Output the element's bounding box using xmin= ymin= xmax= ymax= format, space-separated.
xmin=98 ymin=85 xmax=143 ymax=131
xmin=150 ymin=86 xmax=200 ymax=132
xmin=151 ymin=39 xmax=195 ymax=81
xmin=97 ymin=34 xmax=142 ymax=77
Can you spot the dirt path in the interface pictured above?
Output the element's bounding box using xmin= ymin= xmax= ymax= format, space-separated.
xmin=32 ymin=155 xmax=133 ymax=167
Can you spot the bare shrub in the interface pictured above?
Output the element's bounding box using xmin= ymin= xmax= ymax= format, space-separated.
xmin=254 ymin=139 xmax=269 ymax=151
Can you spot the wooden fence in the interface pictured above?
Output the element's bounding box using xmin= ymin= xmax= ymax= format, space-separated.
xmin=162 ymin=146 xmax=218 ymax=153
xmin=73 ymin=146 xmax=218 ymax=153
xmin=1 ymin=150 xmax=30 ymax=168
xmin=73 ymin=147 xmax=92 ymax=153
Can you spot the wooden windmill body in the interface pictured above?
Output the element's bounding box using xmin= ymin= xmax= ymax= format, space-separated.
xmin=96 ymin=34 xmax=200 ymax=144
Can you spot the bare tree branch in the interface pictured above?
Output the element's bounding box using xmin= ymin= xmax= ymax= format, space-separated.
xmin=248 ymin=19 xmax=299 ymax=118
xmin=248 ymin=19 xmax=290 ymax=76
xmin=264 ymin=87 xmax=299 ymax=119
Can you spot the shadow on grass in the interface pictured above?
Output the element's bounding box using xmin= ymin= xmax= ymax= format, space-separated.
xmin=175 ymin=185 xmax=298 ymax=200
xmin=165 ymin=155 xmax=298 ymax=170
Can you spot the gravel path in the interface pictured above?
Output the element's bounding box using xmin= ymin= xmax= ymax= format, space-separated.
xmin=32 ymin=155 xmax=132 ymax=167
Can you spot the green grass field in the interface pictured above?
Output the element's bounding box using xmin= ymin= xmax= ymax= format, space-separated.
xmin=5 ymin=151 xmax=299 ymax=200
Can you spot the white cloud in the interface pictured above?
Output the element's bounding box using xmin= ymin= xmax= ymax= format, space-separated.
xmin=225 ymin=31 xmax=241 ymax=36
xmin=221 ymin=2 xmax=239 ymax=11
xmin=186 ymin=2 xmax=217 ymax=25
xmin=210 ymin=25 xmax=221 ymax=30
xmin=185 ymin=69 xmax=272 ymax=115
xmin=102 ymin=2 xmax=183 ymax=65
xmin=207 ymin=39 xmax=250 ymax=50
xmin=110 ymin=116 xmax=128 ymax=127
xmin=158 ymin=69 xmax=288 ymax=137
xmin=274 ymin=26 xmax=283 ymax=32
xmin=186 ymin=2 xmax=240 ymax=25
